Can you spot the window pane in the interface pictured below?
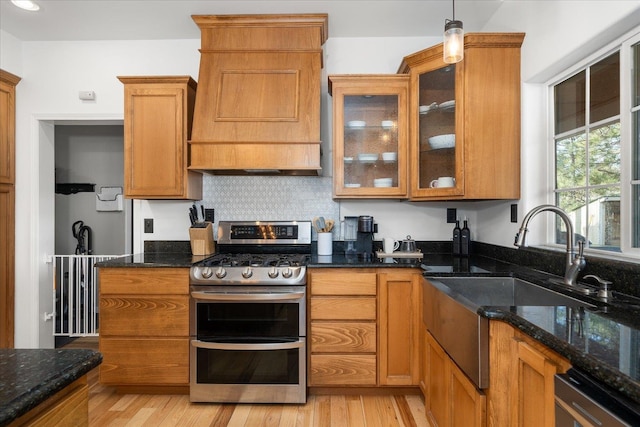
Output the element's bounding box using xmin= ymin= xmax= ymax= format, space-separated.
xmin=634 ymin=43 xmax=640 ymax=108
xmin=588 ymin=122 xmax=620 ymax=185
xmin=587 ymin=186 xmax=620 ymax=251
xmin=556 ymin=190 xmax=587 ymax=245
xmin=556 ymin=133 xmax=586 ymax=188
xmin=633 ymin=184 xmax=640 ymax=248
xmin=590 ymin=53 xmax=620 ymax=123
xmin=555 ymin=71 xmax=586 ymax=135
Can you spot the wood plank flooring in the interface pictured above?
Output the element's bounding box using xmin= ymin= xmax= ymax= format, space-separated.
xmin=66 ymin=337 xmax=431 ymax=426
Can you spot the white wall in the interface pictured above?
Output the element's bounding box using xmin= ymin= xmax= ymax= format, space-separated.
xmin=2 ymin=2 xmax=639 ymax=347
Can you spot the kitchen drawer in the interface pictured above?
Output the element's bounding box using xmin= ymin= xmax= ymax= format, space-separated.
xmin=310 ymin=354 xmax=377 ymax=385
xmin=311 ymin=322 xmax=376 ymax=353
xmin=99 ymin=268 xmax=189 ymax=295
xmin=100 ymin=338 xmax=190 ymax=385
xmin=310 ymin=297 xmax=377 ymax=320
xmin=99 ymin=295 xmax=189 ymax=336
xmin=310 ymin=271 xmax=377 ymax=296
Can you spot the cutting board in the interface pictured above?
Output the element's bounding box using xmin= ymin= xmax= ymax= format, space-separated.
xmin=376 ymin=250 xmax=424 ymax=259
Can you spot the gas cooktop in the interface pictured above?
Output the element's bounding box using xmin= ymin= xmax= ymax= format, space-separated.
xmin=194 ymin=253 xmax=309 ymax=268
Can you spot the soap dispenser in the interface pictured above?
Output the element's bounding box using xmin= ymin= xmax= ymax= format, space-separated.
xmin=461 ymin=218 xmax=471 ymax=256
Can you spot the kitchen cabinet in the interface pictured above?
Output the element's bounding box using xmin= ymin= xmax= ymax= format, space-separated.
xmin=308 ymin=268 xmax=422 ymax=388
xmin=308 ymin=269 xmax=378 ymax=386
xmin=189 ymin=14 xmax=327 ymax=174
xmin=328 ymin=75 xmax=410 ymax=198
xmin=98 ymin=268 xmax=190 ymax=393
xmin=0 ymin=69 xmax=19 ymax=348
xmin=118 ymin=76 xmax=202 ymax=199
xmin=378 ymin=271 xmax=420 ymax=385
xmin=489 ymin=321 xmax=571 ymax=427
xmin=398 ymin=33 xmax=525 ymax=201
xmin=423 ymin=329 xmax=486 ymax=427
xmin=9 ymin=377 xmax=89 ymax=427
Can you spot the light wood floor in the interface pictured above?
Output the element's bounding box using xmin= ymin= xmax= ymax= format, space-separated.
xmin=65 ymin=337 xmax=431 ymax=426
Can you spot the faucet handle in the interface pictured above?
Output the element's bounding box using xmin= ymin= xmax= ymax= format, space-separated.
xmin=583 ymin=274 xmax=611 ymax=286
xmin=583 ymin=275 xmax=613 ymax=300
xmin=577 ymin=239 xmax=585 ymax=258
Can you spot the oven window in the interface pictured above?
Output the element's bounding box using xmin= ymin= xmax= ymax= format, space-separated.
xmin=196 ymin=302 xmax=300 ymax=340
xmin=196 ymin=347 xmax=300 ymax=384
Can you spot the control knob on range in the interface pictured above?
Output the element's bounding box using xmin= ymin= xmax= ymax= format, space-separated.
xmin=201 ymin=267 xmax=214 ymax=279
xmin=242 ymin=267 xmax=253 ymax=279
xmin=215 ymin=267 xmax=226 ymax=279
xmin=268 ymin=267 xmax=279 ymax=279
xmin=282 ymin=267 xmax=293 ymax=279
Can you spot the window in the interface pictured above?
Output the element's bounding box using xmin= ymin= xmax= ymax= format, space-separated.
xmin=552 ymin=31 xmax=640 ymax=257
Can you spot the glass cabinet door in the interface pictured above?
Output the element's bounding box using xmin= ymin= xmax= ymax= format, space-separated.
xmin=330 ymin=75 xmax=409 ymax=198
xmin=416 ymin=64 xmax=462 ymax=195
xmin=343 ymin=94 xmax=399 ymax=188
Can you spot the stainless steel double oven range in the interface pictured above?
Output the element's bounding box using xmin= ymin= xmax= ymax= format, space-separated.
xmin=189 ymin=220 xmax=311 ymax=404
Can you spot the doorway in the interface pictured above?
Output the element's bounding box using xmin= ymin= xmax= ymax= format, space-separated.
xmin=52 ymin=123 xmax=132 ymax=347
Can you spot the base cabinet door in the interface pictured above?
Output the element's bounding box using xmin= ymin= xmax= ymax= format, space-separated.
xmin=378 ymin=271 xmax=421 ymax=385
xmin=424 ymin=330 xmax=486 ymax=427
xmin=489 ymin=321 xmax=571 ymax=427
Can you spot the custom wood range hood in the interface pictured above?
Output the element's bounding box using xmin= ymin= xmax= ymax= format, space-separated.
xmin=189 ymin=14 xmax=328 ymax=175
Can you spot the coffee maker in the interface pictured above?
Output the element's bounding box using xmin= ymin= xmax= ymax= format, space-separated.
xmin=356 ymin=215 xmax=377 ymax=259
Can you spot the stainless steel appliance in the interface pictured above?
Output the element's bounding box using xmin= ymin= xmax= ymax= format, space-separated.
xmin=555 ymin=369 xmax=640 ymax=426
xmin=189 ymin=220 xmax=311 ymax=404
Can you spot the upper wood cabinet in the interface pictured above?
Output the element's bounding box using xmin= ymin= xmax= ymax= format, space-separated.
xmin=189 ymin=14 xmax=328 ymax=174
xmin=398 ymin=33 xmax=525 ymax=201
xmin=329 ymin=75 xmax=410 ymax=198
xmin=0 ymin=69 xmax=20 ymax=185
xmin=118 ymin=76 xmax=202 ymax=200
xmin=0 ymin=69 xmax=19 ymax=349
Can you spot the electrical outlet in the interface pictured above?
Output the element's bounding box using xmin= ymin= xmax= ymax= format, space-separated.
xmin=510 ymin=204 xmax=518 ymax=223
xmin=204 ymin=208 xmax=215 ymax=223
xmin=144 ymin=218 xmax=154 ymax=233
xmin=446 ymin=208 xmax=457 ymax=223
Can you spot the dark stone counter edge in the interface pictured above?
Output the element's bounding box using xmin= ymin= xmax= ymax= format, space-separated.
xmin=0 ymin=350 xmax=102 ymax=426
xmin=481 ymin=307 xmax=640 ymax=407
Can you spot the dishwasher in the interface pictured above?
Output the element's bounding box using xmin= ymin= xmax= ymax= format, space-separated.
xmin=555 ymin=369 xmax=640 ymax=426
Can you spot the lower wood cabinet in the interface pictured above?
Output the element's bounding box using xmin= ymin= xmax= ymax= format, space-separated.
xmin=423 ymin=329 xmax=486 ymax=427
xmin=308 ymin=267 xmax=421 ymax=388
xmin=489 ymin=321 xmax=571 ymax=427
xmin=98 ymin=267 xmax=190 ymax=392
xmin=309 ymin=269 xmax=378 ymax=386
xmin=378 ymin=271 xmax=421 ymax=386
xmin=9 ymin=376 xmax=89 ymax=427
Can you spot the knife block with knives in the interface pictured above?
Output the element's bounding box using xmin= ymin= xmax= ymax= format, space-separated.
xmin=189 ymin=222 xmax=215 ymax=255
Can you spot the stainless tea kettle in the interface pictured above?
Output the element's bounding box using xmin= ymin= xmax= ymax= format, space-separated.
xmin=399 ymin=235 xmax=416 ymax=252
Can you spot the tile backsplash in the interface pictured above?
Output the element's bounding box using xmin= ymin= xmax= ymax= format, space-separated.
xmin=202 ymin=175 xmax=340 ymax=239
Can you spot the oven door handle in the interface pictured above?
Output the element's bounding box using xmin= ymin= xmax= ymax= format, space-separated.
xmin=191 ymin=339 xmax=305 ymax=351
xmin=190 ymin=291 xmax=304 ymax=302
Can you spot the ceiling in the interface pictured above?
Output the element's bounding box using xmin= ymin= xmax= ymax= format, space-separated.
xmin=0 ymin=0 xmax=506 ymax=41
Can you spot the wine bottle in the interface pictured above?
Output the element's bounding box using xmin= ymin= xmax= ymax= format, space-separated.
xmin=461 ymin=219 xmax=471 ymax=256
xmin=452 ymin=220 xmax=461 ymax=255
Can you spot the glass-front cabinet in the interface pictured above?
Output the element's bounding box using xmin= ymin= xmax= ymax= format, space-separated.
xmin=415 ymin=64 xmax=463 ymax=197
xmin=399 ymin=33 xmax=525 ymax=201
xmin=329 ymin=75 xmax=409 ymax=198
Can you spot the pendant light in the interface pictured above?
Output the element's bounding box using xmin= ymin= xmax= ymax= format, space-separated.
xmin=443 ymin=0 xmax=463 ymax=63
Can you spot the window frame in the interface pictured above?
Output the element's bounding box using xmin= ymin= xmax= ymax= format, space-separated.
xmin=547 ymin=26 xmax=640 ymax=261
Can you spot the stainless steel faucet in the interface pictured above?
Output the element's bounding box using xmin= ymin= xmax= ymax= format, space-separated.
xmin=514 ymin=204 xmax=586 ymax=287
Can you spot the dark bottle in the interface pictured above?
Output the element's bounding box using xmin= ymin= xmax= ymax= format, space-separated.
xmin=452 ymin=220 xmax=461 ymax=255
xmin=461 ymin=219 xmax=471 ymax=256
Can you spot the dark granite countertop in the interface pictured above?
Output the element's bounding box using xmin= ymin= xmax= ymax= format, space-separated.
xmin=0 ymin=349 xmax=102 ymax=426
xmin=96 ymin=240 xmax=640 ymax=406
xmin=422 ymin=259 xmax=640 ymax=408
